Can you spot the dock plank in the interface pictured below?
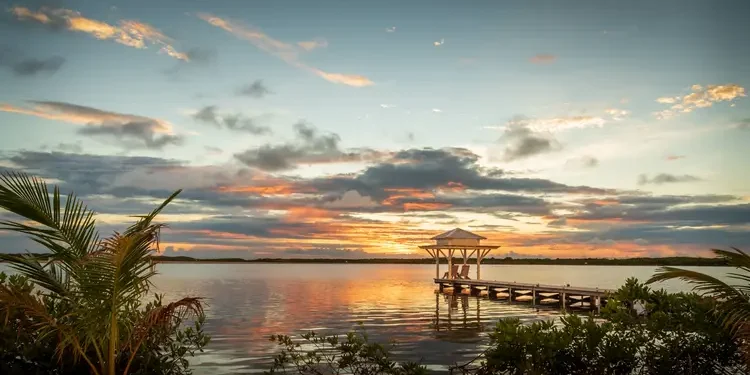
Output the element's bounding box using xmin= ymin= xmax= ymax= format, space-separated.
xmin=434 ymin=278 xmax=612 ymax=297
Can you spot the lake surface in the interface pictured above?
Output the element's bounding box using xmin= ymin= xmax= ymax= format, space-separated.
xmin=143 ymin=264 xmax=729 ymax=374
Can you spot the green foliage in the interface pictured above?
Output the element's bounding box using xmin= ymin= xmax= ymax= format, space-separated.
xmin=463 ymin=278 xmax=743 ymax=375
xmin=267 ymin=327 xmax=428 ymax=375
xmin=0 ymin=172 xmax=210 ymax=375
xmin=648 ymin=247 xmax=750 ymax=364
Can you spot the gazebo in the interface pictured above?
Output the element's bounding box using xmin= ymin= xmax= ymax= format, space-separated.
xmin=419 ymin=228 xmax=500 ymax=280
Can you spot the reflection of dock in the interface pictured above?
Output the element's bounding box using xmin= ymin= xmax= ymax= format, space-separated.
xmin=433 ymin=293 xmax=484 ymax=343
xmin=435 ymin=279 xmax=610 ymax=312
xmin=420 ymin=228 xmax=611 ymax=313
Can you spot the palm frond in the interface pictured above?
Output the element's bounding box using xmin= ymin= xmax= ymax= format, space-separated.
xmin=0 ymin=171 xmax=99 ymax=259
xmin=648 ymin=267 xmax=742 ymax=299
xmin=0 ymin=283 xmax=100 ymax=374
xmin=123 ymin=296 xmax=204 ymax=374
xmin=124 ymin=189 xmax=181 ymax=237
xmin=0 ymin=253 xmax=69 ymax=296
xmin=648 ymin=249 xmax=750 ymax=338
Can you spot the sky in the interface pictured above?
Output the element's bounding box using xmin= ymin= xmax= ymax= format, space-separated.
xmin=0 ymin=0 xmax=749 ymax=259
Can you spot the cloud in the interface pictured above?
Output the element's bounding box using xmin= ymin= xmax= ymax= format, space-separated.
xmin=43 ymin=142 xmax=83 ymax=153
xmin=236 ymin=80 xmax=271 ymax=98
xmin=323 ymin=190 xmax=378 ymax=209
xmin=529 ymin=54 xmax=556 ymax=64
xmin=9 ymin=6 xmax=189 ymax=61
xmin=500 ymin=117 xmax=562 ymax=161
xmin=163 ymin=47 xmax=217 ymax=75
xmin=234 ymin=122 xmax=388 ymax=171
xmin=308 ymin=148 xmax=611 ymax=203
xmin=666 ymin=155 xmax=685 ymax=161
xmin=656 ymin=97 xmax=679 ymax=104
xmin=183 ymin=47 xmax=217 ymax=64
xmin=434 ymin=38 xmax=444 ymax=47
xmin=432 ymin=108 xmax=442 ymax=113
xmin=1 ymin=101 xmax=182 ymax=149
xmin=296 ymin=38 xmax=328 ymax=51
xmin=380 ymin=104 xmax=396 ymax=109
xmin=547 ymin=217 xmax=567 ymax=227
xmin=566 ymin=155 xmax=599 ymax=168
xmin=637 ymin=173 xmax=702 ymax=185
xmin=191 ymin=105 xmax=271 ymax=135
xmin=733 ymin=119 xmax=750 ymax=130
xmin=385 ymin=27 xmax=396 ymax=33
xmin=0 ymin=46 xmax=65 ymax=76
xmin=197 ymin=13 xmax=373 ymax=87
xmin=655 ymin=84 xmax=746 ymax=119
xmin=604 ymin=108 xmax=630 ymax=121
xmin=491 ymin=115 xmax=606 ymax=133
xmin=204 ymin=146 xmax=223 ymax=155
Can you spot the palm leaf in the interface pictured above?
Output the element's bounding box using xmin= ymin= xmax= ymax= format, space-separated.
xmin=648 ymin=247 xmax=750 ymax=339
xmin=123 ymin=296 xmax=204 ymax=375
xmin=0 ymin=171 xmax=100 ymax=260
xmin=0 ymin=253 xmax=68 ymax=296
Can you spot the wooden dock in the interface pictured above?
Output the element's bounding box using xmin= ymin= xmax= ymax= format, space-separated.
xmin=434 ymin=278 xmax=613 ymax=312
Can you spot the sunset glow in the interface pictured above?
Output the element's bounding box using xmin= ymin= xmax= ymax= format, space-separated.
xmin=1 ymin=0 xmax=749 ymax=259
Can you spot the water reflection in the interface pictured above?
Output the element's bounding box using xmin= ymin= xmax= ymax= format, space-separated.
xmin=433 ymin=293 xmax=483 ymax=343
xmin=146 ymin=263 xmax=729 ymax=374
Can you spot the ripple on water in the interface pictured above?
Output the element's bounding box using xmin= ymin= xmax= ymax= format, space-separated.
xmin=147 ymin=263 xmax=720 ymax=374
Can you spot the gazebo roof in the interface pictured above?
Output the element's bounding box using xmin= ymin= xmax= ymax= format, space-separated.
xmin=430 ymin=228 xmax=486 ymax=240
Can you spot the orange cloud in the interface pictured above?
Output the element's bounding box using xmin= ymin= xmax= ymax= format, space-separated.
xmin=438 ymin=181 xmax=466 ymax=192
xmin=297 ymin=38 xmax=328 ymax=51
xmin=9 ymin=6 xmax=188 ymax=61
xmin=529 ymin=54 xmax=557 ymax=64
xmin=0 ymin=101 xmax=174 ymax=134
xmin=197 ymin=13 xmax=373 ymax=87
xmin=382 ymin=188 xmax=435 ymax=206
xmin=655 ymin=84 xmax=746 ymax=119
xmin=217 ymin=182 xmax=314 ymax=196
xmin=403 ymin=202 xmax=451 ymax=211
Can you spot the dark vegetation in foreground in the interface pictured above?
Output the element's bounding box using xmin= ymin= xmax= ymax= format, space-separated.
xmin=0 ymin=173 xmax=208 ymax=375
xmin=267 ymin=248 xmax=750 ymax=375
xmin=151 ymin=255 xmax=728 ymax=266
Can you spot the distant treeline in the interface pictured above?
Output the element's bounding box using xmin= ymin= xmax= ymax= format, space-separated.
xmin=0 ymin=254 xmax=729 ymax=266
xmin=148 ymin=255 xmax=729 ymax=266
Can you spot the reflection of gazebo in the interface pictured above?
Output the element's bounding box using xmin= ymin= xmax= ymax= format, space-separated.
xmin=419 ymin=228 xmax=500 ymax=280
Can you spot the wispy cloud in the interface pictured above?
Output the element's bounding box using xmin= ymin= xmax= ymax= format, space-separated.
xmin=529 ymin=54 xmax=557 ymax=64
xmin=666 ymin=155 xmax=686 ymax=161
xmin=237 ymin=80 xmax=272 ymax=98
xmin=385 ymin=26 xmax=396 ymax=33
xmin=0 ymin=47 xmax=65 ymax=76
xmin=432 ymin=108 xmax=442 ymax=113
xmin=490 ymin=115 xmax=606 ymax=133
xmin=197 ymin=13 xmax=373 ymax=87
xmin=604 ymin=108 xmax=630 ymax=121
xmin=433 ymin=38 xmax=444 ymax=47
xmin=297 ymin=38 xmax=328 ymax=51
xmin=0 ymin=101 xmax=182 ymax=149
xmin=655 ymin=84 xmax=746 ymax=119
xmin=9 ymin=6 xmax=189 ymax=61
xmin=192 ymin=105 xmax=272 ymax=135
xmin=234 ymin=122 xmax=390 ymax=171
xmin=637 ymin=173 xmax=702 ymax=185
xmin=500 ymin=117 xmax=562 ymax=161
xmin=566 ymin=155 xmax=599 ymax=168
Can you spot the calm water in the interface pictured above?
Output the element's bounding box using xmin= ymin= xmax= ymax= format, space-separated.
xmin=0 ymin=263 xmax=730 ymax=373
xmin=142 ymin=264 xmax=729 ymax=374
